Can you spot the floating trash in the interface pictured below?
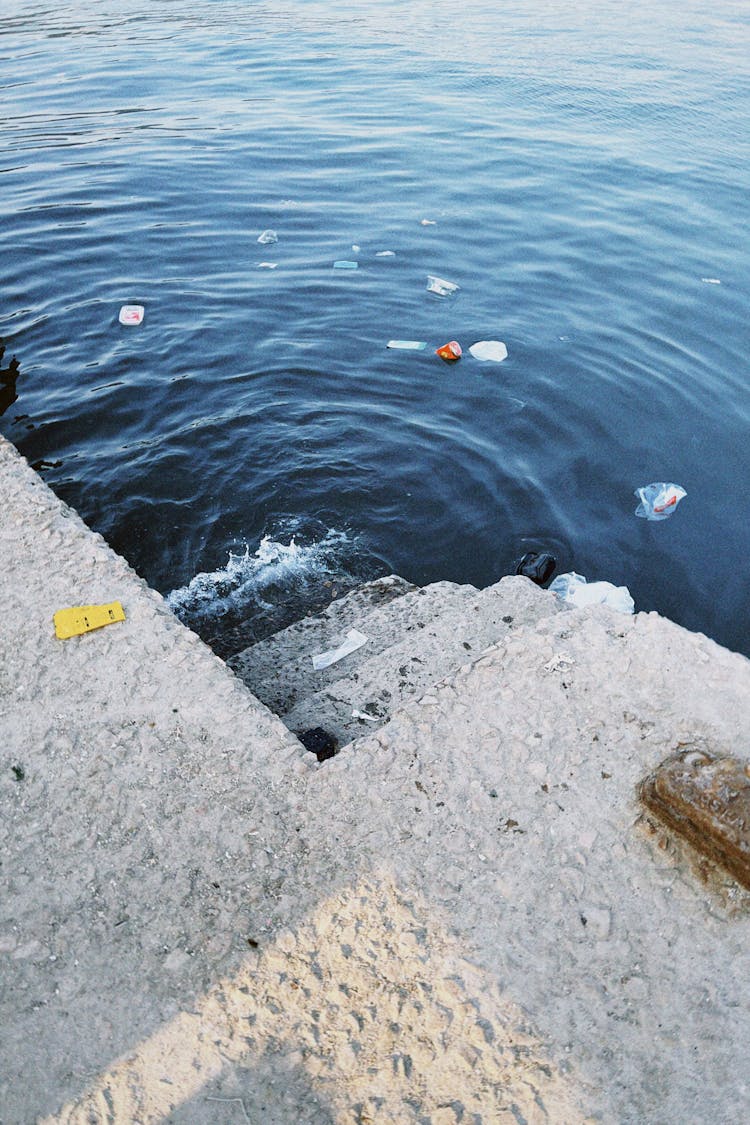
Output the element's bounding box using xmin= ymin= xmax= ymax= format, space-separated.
xmin=634 ymin=482 xmax=687 ymax=521
xmin=257 ymin=230 xmax=278 ymax=244
xmin=426 ymin=275 xmax=459 ymax=297
xmin=376 ymin=250 xmax=395 ymax=257
xmin=257 ymin=262 xmax=278 ymax=269
xmin=420 ymin=219 xmax=436 ymax=225
xmin=436 ymin=340 xmax=462 ymax=361
xmin=469 ymin=340 xmax=508 ymax=362
xmin=351 ymin=244 xmax=361 ymax=253
xmin=387 ymin=340 xmax=427 ymax=350
xmin=515 ymin=551 xmax=556 ymax=585
xmin=118 ymin=305 xmax=144 ymax=326
xmin=333 ymin=260 xmax=358 ymax=269
xmin=701 ymin=278 xmax=721 ymax=284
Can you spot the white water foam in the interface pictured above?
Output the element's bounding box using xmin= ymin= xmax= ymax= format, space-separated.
xmin=166 ymin=526 xmax=357 ymax=630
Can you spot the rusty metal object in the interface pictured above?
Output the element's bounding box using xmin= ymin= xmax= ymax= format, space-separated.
xmin=639 ymin=749 xmax=750 ymax=890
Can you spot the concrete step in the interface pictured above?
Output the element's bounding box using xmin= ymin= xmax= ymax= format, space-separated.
xmin=227 ymin=575 xmax=480 ymax=716
xmin=227 ymin=574 xmax=416 ymax=715
xmin=282 ymin=575 xmax=562 ymax=747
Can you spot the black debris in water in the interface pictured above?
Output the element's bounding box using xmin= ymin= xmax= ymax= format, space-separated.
xmin=0 ymin=338 xmax=21 ymax=419
xmin=298 ymin=727 xmax=339 ymax=762
xmin=515 ymin=551 xmax=557 ymax=586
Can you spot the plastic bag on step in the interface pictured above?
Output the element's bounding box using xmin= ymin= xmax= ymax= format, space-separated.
xmin=311 ymin=628 xmax=368 ymax=670
xmin=548 ymin=572 xmax=634 ymax=614
xmin=634 ymin=482 xmax=686 ymax=520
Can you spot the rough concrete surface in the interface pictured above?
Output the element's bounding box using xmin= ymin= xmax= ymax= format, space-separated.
xmin=2 ymin=433 xmax=750 ymax=1124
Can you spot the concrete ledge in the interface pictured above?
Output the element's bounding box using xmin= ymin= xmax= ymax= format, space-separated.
xmin=3 ymin=434 xmax=750 ymax=1124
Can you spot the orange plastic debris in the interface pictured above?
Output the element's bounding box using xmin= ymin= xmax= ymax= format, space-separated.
xmin=436 ymin=340 xmax=462 ymax=361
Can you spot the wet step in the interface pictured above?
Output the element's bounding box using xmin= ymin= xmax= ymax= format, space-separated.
xmin=228 ymin=575 xmax=474 ymax=716
xmin=282 ymin=575 xmax=561 ymax=749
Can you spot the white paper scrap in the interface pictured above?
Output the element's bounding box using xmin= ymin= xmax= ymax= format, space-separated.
xmin=352 ymin=709 xmax=379 ymax=722
xmin=426 ymin=275 xmax=459 ymax=297
xmin=312 ymin=629 xmax=369 ymax=671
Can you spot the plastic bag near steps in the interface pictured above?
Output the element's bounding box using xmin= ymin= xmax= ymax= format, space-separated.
xmin=311 ymin=628 xmax=368 ymax=671
xmin=549 ymin=572 xmax=634 ymax=615
xmin=634 ymin=482 xmax=687 ymax=521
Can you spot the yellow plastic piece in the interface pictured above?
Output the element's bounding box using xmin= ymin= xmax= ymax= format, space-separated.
xmin=54 ymin=601 xmax=126 ymax=640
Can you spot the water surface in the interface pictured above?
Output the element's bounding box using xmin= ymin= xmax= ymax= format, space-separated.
xmin=2 ymin=1 xmax=749 ymax=657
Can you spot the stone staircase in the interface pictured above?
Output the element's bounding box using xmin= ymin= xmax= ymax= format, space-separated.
xmin=228 ymin=573 xmax=563 ymax=752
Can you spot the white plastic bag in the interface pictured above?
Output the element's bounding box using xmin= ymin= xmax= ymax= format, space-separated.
xmin=634 ymin=482 xmax=686 ymax=521
xmin=548 ymin=572 xmax=634 ymax=614
xmin=311 ymin=629 xmax=369 ymax=671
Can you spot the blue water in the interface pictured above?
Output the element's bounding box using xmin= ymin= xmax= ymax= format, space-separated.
xmin=2 ymin=0 xmax=749 ymax=658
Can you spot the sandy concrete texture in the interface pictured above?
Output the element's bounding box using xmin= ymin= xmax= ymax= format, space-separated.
xmin=2 ymin=433 xmax=750 ymax=1124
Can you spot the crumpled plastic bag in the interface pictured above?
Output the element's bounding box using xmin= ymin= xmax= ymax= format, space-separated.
xmin=634 ymin=482 xmax=687 ymax=520
xmin=548 ymin=572 xmax=634 ymax=615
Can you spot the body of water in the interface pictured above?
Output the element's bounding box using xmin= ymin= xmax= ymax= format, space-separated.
xmin=2 ymin=0 xmax=749 ymax=657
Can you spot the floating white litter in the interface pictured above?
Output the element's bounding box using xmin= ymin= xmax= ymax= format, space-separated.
xmin=469 ymin=340 xmax=508 ymax=362
xmin=420 ymin=219 xmax=436 ymax=225
xmin=634 ymin=482 xmax=687 ymax=521
xmin=701 ymin=277 xmax=721 ymax=284
xmin=376 ymin=250 xmax=395 ymax=257
xmin=257 ymin=262 xmax=278 ymax=269
xmin=426 ymin=275 xmax=459 ymax=297
xmin=119 ymin=305 xmax=144 ymax=326
xmin=257 ymin=229 xmax=278 ymax=244
xmin=333 ymin=260 xmax=358 ymax=269
xmin=387 ymin=340 xmax=427 ymax=350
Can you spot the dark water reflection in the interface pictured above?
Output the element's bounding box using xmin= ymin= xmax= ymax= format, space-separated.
xmin=1 ymin=0 xmax=749 ymax=656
